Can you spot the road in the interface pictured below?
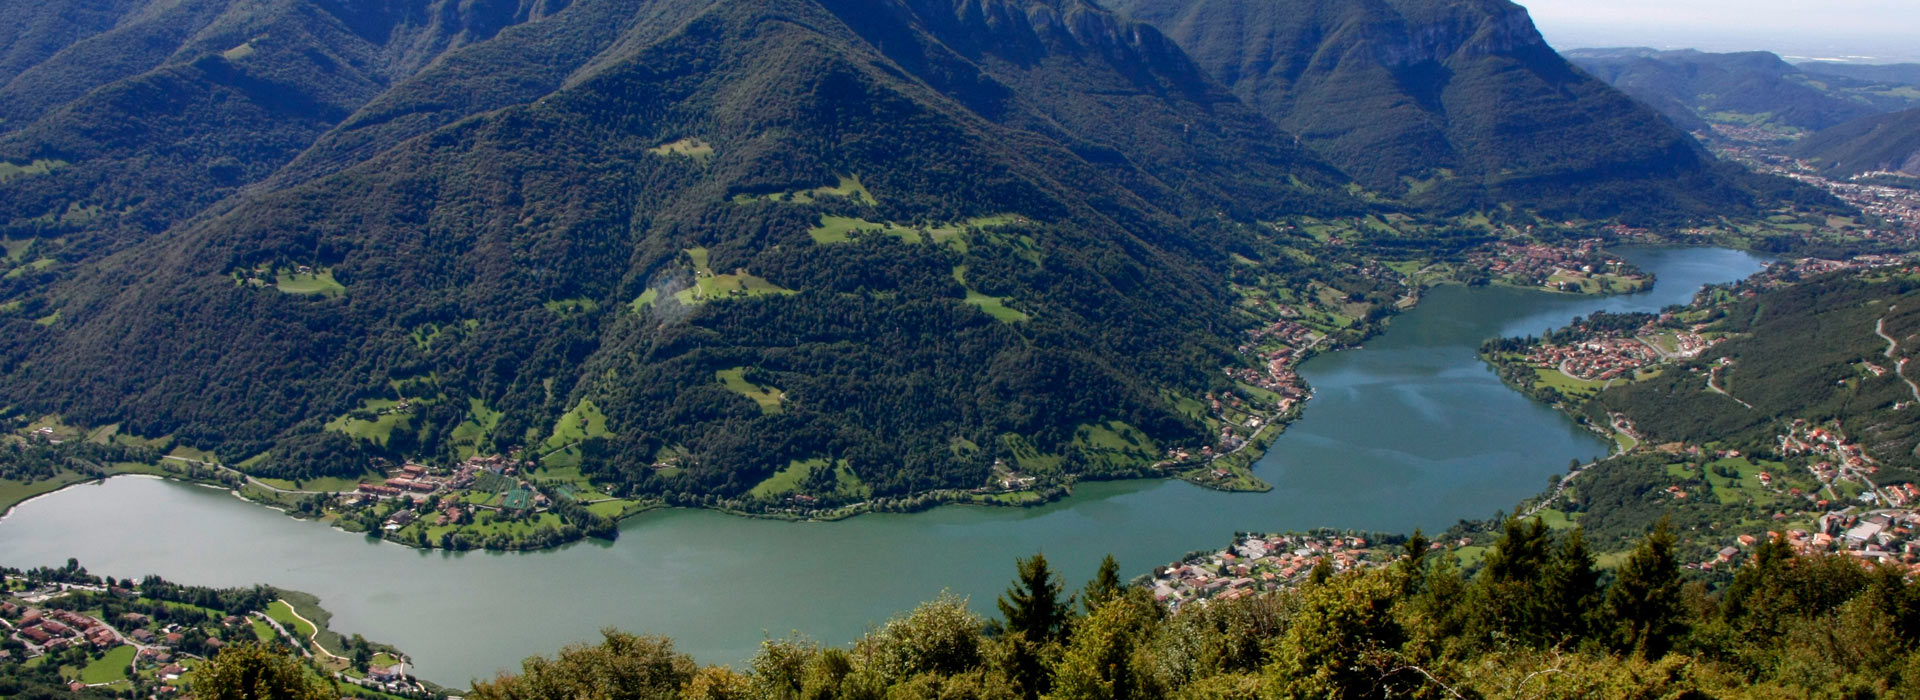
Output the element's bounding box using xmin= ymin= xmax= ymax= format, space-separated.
xmin=1706 ymin=363 xmax=1755 ymax=410
xmin=160 ymin=456 xmax=350 ymax=496
xmin=1876 ymin=310 xmax=1920 ymax=403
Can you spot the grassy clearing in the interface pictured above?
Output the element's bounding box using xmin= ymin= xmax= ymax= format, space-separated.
xmin=648 ymin=138 xmax=714 ymax=163
xmin=450 ymin=398 xmax=503 ymax=458
xmin=0 ymin=471 xmax=91 ymax=513
xmin=716 ymin=367 xmax=785 ymax=414
xmin=810 ymin=214 xmax=1019 ymax=249
xmin=325 ymin=399 xmax=411 ymax=446
xmin=1002 ymin=434 xmax=1063 ymax=474
xmin=544 ymin=400 xmax=610 ymax=451
xmin=1534 ymin=508 xmax=1580 ymax=530
xmin=748 ymin=458 xmax=866 ymax=500
xmin=267 ymin=600 xmax=317 ymax=641
xmin=675 ymin=247 xmax=793 ymax=306
xmin=732 ymin=175 xmax=875 ymax=206
xmin=0 ymin=236 xmax=33 ymax=262
xmin=629 ymin=288 xmax=659 ymax=312
xmin=255 ymin=475 xmax=371 ymax=492
xmin=543 ymin=298 xmax=600 ymax=317
xmin=1702 ymin=456 xmax=1786 ymax=506
xmin=78 ymin=644 xmax=135 ymax=684
xmin=0 ymin=158 xmax=68 ymax=183
xmin=6 ymin=257 xmax=57 ymax=279
xmin=276 ymin=269 xmax=345 ymax=297
xmin=952 ymin=266 xmax=1028 ymax=323
xmin=1533 ymin=368 xmax=1606 ymax=400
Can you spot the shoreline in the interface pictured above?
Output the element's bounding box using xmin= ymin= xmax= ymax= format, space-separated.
xmin=2 ymin=242 xmax=1703 ymax=553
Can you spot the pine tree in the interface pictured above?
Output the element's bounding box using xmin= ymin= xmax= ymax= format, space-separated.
xmin=1541 ymin=528 xmax=1599 ymax=643
xmin=1605 ymin=518 xmax=1684 ymax=658
xmin=1082 ymin=554 xmax=1123 ymax=615
xmin=997 ymin=553 xmax=1074 ymax=644
xmin=1397 ymin=529 xmax=1431 ymax=594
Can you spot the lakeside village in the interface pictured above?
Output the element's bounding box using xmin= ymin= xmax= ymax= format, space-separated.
xmin=0 ymin=569 xmax=436 ymax=698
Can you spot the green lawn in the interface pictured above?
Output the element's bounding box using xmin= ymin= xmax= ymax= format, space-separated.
xmin=256 ymin=474 xmax=372 ymax=492
xmin=717 ymin=368 xmax=785 ymax=414
xmin=1533 ymin=367 xmax=1606 ymax=399
xmin=276 ymin=269 xmax=346 ymax=297
xmin=0 ymin=471 xmax=90 ymax=513
xmin=267 ymin=600 xmax=317 ymax=641
xmin=326 ymin=400 xmax=412 ymax=446
xmin=251 ymin=618 xmax=277 ymax=642
xmin=79 ymin=644 xmax=136 ymax=684
xmin=544 ymin=400 xmax=610 ymax=451
xmin=747 ymin=458 xmax=867 ymax=500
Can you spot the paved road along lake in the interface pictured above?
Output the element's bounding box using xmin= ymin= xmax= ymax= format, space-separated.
xmin=0 ymin=247 xmax=1769 ymax=684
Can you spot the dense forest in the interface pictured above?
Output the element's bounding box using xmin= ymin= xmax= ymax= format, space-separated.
xmin=177 ymin=525 xmax=1920 ymax=699
xmin=0 ymin=0 xmax=1363 ymax=502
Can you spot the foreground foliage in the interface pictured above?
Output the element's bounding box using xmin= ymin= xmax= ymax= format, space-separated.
xmin=469 ymin=530 xmax=1920 ymax=699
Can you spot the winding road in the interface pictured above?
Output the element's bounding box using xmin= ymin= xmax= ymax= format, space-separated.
xmin=1876 ymin=309 xmax=1920 ymax=403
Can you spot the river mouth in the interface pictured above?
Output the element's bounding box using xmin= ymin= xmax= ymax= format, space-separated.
xmin=0 ymin=246 xmax=1771 ymax=685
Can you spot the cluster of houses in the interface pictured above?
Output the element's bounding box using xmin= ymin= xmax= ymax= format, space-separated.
xmin=1777 ymin=421 xmax=1881 ymax=485
xmin=1229 ymin=320 xmax=1317 ymax=413
xmin=1718 ymin=142 xmax=1920 ymax=243
xmin=1529 ymin=336 xmax=1662 ymax=382
xmin=1144 ymin=533 xmax=1397 ymax=610
xmin=3 ymin=602 xmax=119 ymax=651
xmin=1699 ymin=509 xmax=1920 ymax=576
xmin=1468 ymin=240 xmax=1642 ymax=290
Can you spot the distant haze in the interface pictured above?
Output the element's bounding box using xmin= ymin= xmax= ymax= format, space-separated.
xmin=1521 ymin=0 xmax=1920 ymax=63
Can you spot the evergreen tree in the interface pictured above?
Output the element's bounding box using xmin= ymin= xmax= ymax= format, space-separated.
xmin=999 ymin=554 xmax=1075 ymax=645
xmin=1082 ymin=554 xmax=1123 ymax=615
xmin=1397 ymin=529 xmax=1430 ymax=595
xmin=1604 ymin=519 xmax=1684 ymax=659
xmin=1541 ymin=528 xmax=1599 ymax=644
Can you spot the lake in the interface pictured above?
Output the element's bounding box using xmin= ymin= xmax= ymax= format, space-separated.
xmin=0 ymin=246 xmax=1769 ymax=684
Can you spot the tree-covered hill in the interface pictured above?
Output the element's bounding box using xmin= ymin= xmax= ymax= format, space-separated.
xmin=1793 ymin=107 xmax=1920 ymax=178
xmin=0 ymin=0 xmax=576 ymax=262
xmin=1109 ymin=0 xmax=1789 ymax=224
xmin=1566 ymin=48 xmax=1920 ymax=137
xmin=1595 ymin=270 xmax=1920 ymax=479
xmin=0 ymin=0 xmax=1358 ymax=502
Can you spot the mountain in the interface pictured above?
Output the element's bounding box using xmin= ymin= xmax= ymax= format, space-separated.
xmin=1798 ymin=61 xmax=1920 ymax=90
xmin=0 ymin=0 xmax=584 ymax=261
xmin=1794 ymin=107 xmax=1920 ymax=178
xmin=1107 ymin=0 xmax=1772 ymax=222
xmin=0 ymin=0 xmax=1357 ymax=501
xmin=1565 ymin=48 xmax=1920 ymax=136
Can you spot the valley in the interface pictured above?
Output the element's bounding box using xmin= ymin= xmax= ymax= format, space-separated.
xmin=0 ymin=247 xmax=1766 ymax=685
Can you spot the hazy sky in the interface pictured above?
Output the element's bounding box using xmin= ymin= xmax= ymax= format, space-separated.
xmin=1520 ymin=0 xmax=1920 ymax=61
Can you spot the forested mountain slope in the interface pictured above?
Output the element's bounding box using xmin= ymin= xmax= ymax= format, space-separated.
xmin=0 ymin=0 xmax=575 ymax=264
xmin=1110 ymin=0 xmax=1781 ymax=223
xmin=0 ymin=0 xmax=1354 ymax=501
xmin=1566 ymin=48 xmax=1920 ymax=136
xmin=1794 ymin=107 xmax=1920 ymax=178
